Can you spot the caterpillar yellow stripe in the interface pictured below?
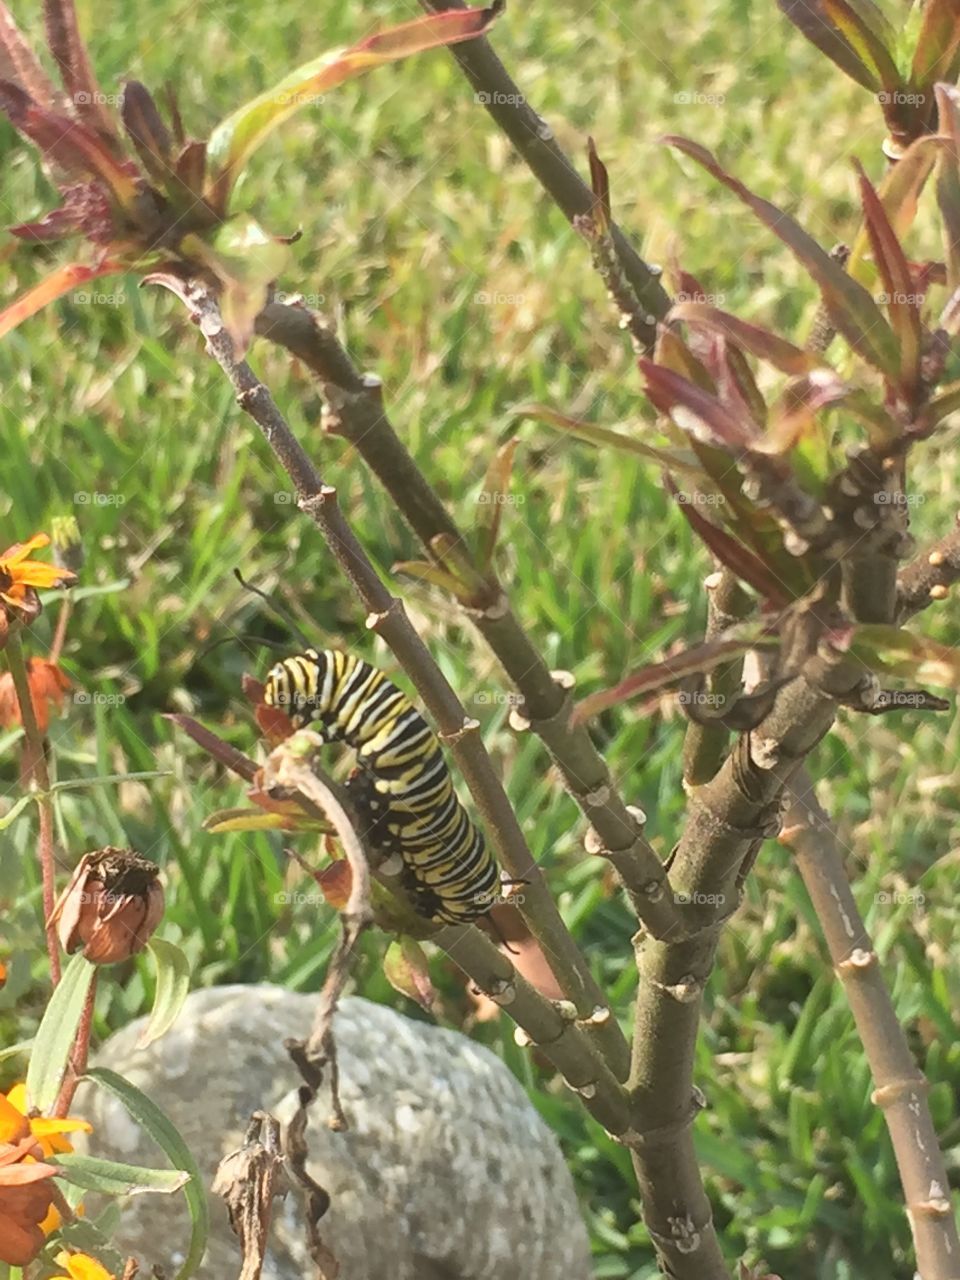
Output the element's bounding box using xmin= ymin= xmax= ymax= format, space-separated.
xmin=263 ymin=648 xmax=501 ymax=924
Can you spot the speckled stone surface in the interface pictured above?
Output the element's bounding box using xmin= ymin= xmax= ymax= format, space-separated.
xmin=78 ymin=984 xmax=592 ymax=1280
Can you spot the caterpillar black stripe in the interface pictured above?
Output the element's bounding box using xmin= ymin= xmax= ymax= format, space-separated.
xmin=262 ymin=648 xmax=501 ymax=925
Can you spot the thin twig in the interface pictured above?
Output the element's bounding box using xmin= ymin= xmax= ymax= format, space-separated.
xmin=157 ymin=274 xmax=630 ymax=1082
xmin=416 ymin=0 xmax=670 ymax=347
xmin=6 ymin=628 xmax=61 ymax=983
xmin=782 ymin=771 xmax=960 ymax=1280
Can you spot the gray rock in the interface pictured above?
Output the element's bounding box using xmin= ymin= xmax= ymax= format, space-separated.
xmin=77 ymin=984 xmax=591 ymax=1280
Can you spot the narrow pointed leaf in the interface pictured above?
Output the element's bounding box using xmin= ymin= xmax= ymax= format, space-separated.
xmin=912 ymin=0 xmax=960 ymax=91
xmin=822 ymin=0 xmax=901 ymax=91
xmin=205 ymin=5 xmax=501 ymax=206
xmin=777 ymin=0 xmax=889 ymax=89
xmin=43 ymin=0 xmax=120 ymax=142
xmin=26 ymin=953 xmax=95 ymax=1113
xmin=121 ymin=80 xmax=174 ymax=183
xmin=83 ymin=1067 xmax=208 ymax=1280
xmin=587 ymin=136 xmax=611 ymax=232
xmin=848 ymin=133 xmax=944 ymax=282
xmin=666 ymin=476 xmax=796 ymax=605
xmin=0 ymin=3 xmax=58 ymax=105
xmin=0 ymin=82 xmax=137 ymax=206
xmin=855 ymin=162 xmax=921 ymax=394
xmin=718 ymin=341 xmax=768 ymax=429
xmin=841 ymin=624 xmax=960 ymax=686
xmin=0 ymin=259 xmax=125 ymax=340
xmin=654 ymin=325 xmax=717 ymax=392
xmin=475 ymin=436 xmax=518 ymax=570
xmin=921 ymin=377 xmax=960 ymax=428
xmin=166 ymin=713 xmax=259 ymax=782
xmin=393 ymin=559 xmax=472 ymax=596
xmin=383 ymin=937 xmax=435 ymax=1011
xmin=665 ymin=136 xmax=900 ymax=377
xmin=936 ymin=85 xmax=960 ymax=294
xmin=137 ymin=939 xmax=191 ymax=1049
xmin=640 ymin=358 xmax=758 ymax=448
xmin=573 ymin=626 xmax=778 ymax=724
xmin=669 ymin=302 xmax=821 ymax=375
xmin=0 ymin=794 xmax=33 ymax=830
xmin=49 ymin=1152 xmax=190 ymax=1197
xmin=515 ymin=403 xmax=702 ymax=474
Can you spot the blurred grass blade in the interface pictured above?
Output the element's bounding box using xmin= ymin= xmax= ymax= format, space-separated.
xmin=669 ymin=302 xmax=821 ymax=375
xmin=50 ymin=1152 xmax=190 ymax=1196
xmin=855 ymin=161 xmax=921 ymax=396
xmin=26 ymin=953 xmax=95 ymax=1113
xmin=0 ymin=259 xmax=125 ymax=340
xmin=205 ymin=4 xmax=501 ymax=207
xmin=665 ymin=136 xmax=900 ymax=378
xmin=572 ymin=626 xmax=777 ymax=724
xmin=138 ymin=939 xmax=191 ymax=1049
xmin=83 ymin=1066 xmax=209 ymax=1280
xmin=0 ymin=794 xmax=34 ymax=830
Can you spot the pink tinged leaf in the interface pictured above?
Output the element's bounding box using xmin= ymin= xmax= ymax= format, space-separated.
xmin=43 ymin=0 xmax=120 ymax=144
xmin=0 ymin=3 xmax=58 ymax=106
xmin=668 ymin=301 xmax=821 ymax=375
xmin=0 ymin=81 xmax=139 ymax=209
xmin=855 ymin=162 xmax=922 ymax=396
xmin=120 ymin=81 xmax=174 ymax=184
xmin=848 ymin=134 xmax=944 ymax=283
xmin=912 ymin=0 xmax=960 ymax=91
xmin=0 ymin=258 xmax=124 ymax=339
xmin=572 ymin=627 xmax=778 ymax=724
xmin=663 ymin=475 xmax=795 ymax=607
xmin=654 ymin=325 xmax=717 ymax=392
xmin=759 ymin=369 xmax=850 ymax=454
xmin=9 ymin=203 xmax=82 ymax=241
xmin=713 ymin=337 xmax=768 ymax=431
xmin=777 ymin=0 xmax=888 ymax=89
xmin=639 ymin=358 xmax=759 ymax=449
xmin=664 ymin=136 xmax=900 ymax=378
xmin=204 ymin=4 xmax=502 ymax=208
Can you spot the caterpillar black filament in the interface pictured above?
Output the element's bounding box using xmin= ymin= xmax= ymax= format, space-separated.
xmin=262 ymin=648 xmax=501 ymax=925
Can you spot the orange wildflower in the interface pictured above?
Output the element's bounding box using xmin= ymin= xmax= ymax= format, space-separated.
xmin=0 ymin=533 xmax=77 ymax=646
xmin=51 ymin=1251 xmax=118 ymax=1280
xmin=0 ymin=656 xmax=71 ymax=732
xmin=0 ymin=1098 xmax=58 ymax=1265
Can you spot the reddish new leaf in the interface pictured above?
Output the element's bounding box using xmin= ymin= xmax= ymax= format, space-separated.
xmin=669 ymin=301 xmax=821 ymax=376
xmin=0 ymin=259 xmax=125 ymax=340
xmin=640 ymin=359 xmax=759 ymax=449
xmin=665 ymin=136 xmax=900 ymax=378
xmin=912 ymin=0 xmax=960 ymax=93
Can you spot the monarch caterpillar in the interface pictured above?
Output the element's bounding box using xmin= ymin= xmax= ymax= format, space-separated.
xmin=262 ymin=648 xmax=501 ymax=925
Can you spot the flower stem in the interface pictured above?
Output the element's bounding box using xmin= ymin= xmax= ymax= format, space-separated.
xmin=53 ymin=970 xmax=98 ymax=1118
xmin=5 ymin=628 xmax=61 ymax=983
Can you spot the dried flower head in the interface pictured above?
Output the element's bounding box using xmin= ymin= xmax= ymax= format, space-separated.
xmin=50 ymin=847 xmax=164 ymax=965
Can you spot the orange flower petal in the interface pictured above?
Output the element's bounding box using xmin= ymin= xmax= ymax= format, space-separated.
xmin=1 ymin=534 xmax=50 ymax=564
xmin=0 ymin=1095 xmax=30 ymax=1144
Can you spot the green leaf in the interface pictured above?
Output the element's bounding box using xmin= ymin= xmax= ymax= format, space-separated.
xmin=664 ymin=136 xmax=900 ymax=378
xmin=847 ymin=134 xmax=944 ymax=283
xmin=181 ymin=215 xmax=290 ymax=357
xmin=475 ymin=437 xmax=518 ymax=571
xmin=204 ymin=5 xmax=501 ymax=208
xmin=138 ymin=939 xmax=191 ymax=1049
xmin=911 ymin=0 xmax=960 ymax=92
xmin=0 ymin=794 xmax=34 ymax=830
xmin=843 ymin=624 xmax=960 ymax=686
xmin=822 ymin=0 xmax=901 ymax=92
xmin=777 ymin=0 xmax=895 ymax=90
xmin=82 ymin=1066 xmax=209 ymax=1280
xmin=0 ymin=1039 xmax=33 ymax=1063
xmin=383 ymin=937 xmax=435 ymax=1010
xmin=49 ymin=1152 xmax=190 ymax=1197
xmin=26 ymin=953 xmax=95 ymax=1113
xmin=52 ymin=771 xmax=171 ymax=793
xmin=202 ymin=806 xmax=331 ymax=834
xmin=514 ymin=403 xmax=702 ymax=474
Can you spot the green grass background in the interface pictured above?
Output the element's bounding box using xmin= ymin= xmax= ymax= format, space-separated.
xmin=2 ymin=0 xmax=960 ymax=1276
